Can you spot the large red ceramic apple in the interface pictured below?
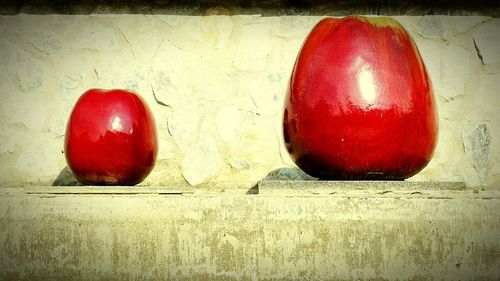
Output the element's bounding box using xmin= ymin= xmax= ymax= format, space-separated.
xmin=283 ymin=16 xmax=438 ymax=180
xmin=65 ymin=89 xmax=158 ymax=185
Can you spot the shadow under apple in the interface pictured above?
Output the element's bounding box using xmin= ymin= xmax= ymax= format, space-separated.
xmin=246 ymin=167 xmax=317 ymax=194
xmin=52 ymin=166 xmax=81 ymax=186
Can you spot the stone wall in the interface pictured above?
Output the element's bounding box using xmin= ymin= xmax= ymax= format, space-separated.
xmin=0 ymin=14 xmax=499 ymax=188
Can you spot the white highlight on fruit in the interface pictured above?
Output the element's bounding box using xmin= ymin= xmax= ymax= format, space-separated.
xmin=111 ymin=116 xmax=123 ymax=132
xmin=358 ymin=66 xmax=377 ymax=104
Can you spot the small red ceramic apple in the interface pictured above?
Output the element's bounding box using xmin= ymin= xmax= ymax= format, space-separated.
xmin=65 ymin=89 xmax=158 ymax=185
xmin=284 ymin=16 xmax=438 ymax=180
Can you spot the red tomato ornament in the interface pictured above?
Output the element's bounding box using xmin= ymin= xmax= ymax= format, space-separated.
xmin=283 ymin=16 xmax=438 ymax=180
xmin=65 ymin=89 xmax=158 ymax=185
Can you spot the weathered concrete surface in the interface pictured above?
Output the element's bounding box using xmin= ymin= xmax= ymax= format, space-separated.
xmin=1 ymin=186 xmax=500 ymax=280
xmin=258 ymin=180 xmax=467 ymax=195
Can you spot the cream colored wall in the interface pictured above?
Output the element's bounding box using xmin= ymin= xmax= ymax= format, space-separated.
xmin=0 ymin=15 xmax=499 ymax=187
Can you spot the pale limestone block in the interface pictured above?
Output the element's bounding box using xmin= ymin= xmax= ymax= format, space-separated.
xmin=151 ymin=68 xmax=192 ymax=106
xmin=228 ymin=115 xmax=281 ymax=167
xmin=152 ymin=16 xmax=193 ymax=53
xmin=0 ymin=42 xmax=17 ymax=82
xmin=257 ymin=73 xmax=286 ymax=115
xmin=46 ymin=83 xmax=89 ymax=139
xmin=0 ymin=94 xmax=48 ymax=131
xmin=475 ymin=72 xmax=500 ymax=120
xmin=237 ymin=72 xmax=286 ymax=116
xmin=216 ymin=106 xmax=243 ymax=143
xmin=233 ymin=21 xmax=273 ymax=72
xmin=156 ymin=16 xmax=226 ymax=51
xmin=136 ymin=86 xmax=159 ymax=112
xmin=45 ymin=104 xmax=72 ymax=139
xmin=236 ymin=92 xmax=259 ymax=115
xmin=181 ymin=135 xmax=222 ymax=185
xmin=155 ymin=131 xmax=179 ymax=161
xmin=167 ymin=106 xmax=200 ymax=153
xmin=415 ymin=40 xmax=443 ymax=94
xmin=270 ymin=16 xmax=319 ymax=39
xmin=415 ymin=16 xmax=444 ymax=39
xmin=449 ymin=16 xmax=491 ymax=35
xmin=462 ymin=122 xmax=492 ymax=183
xmin=182 ymin=16 xmax=217 ymax=46
xmin=143 ymin=159 xmax=186 ymax=185
xmin=17 ymin=62 xmax=44 ymax=92
xmin=155 ymin=15 xmax=183 ymax=28
xmin=147 ymin=103 xmax=178 ymax=161
xmin=440 ymin=45 xmax=470 ymax=101
xmin=483 ymin=124 xmax=500 ymax=187
xmin=151 ymin=40 xmax=193 ymax=106
xmin=472 ymin=19 xmax=500 ymax=65
xmin=280 ymin=38 xmax=306 ymax=73
xmin=188 ymin=15 xmax=235 ymax=50
xmin=2 ymin=14 xmax=66 ymax=56
xmin=4 ymin=46 xmax=51 ymax=93
xmin=199 ymin=112 xmax=219 ymax=136
xmin=15 ymin=134 xmax=62 ymax=179
xmin=393 ymin=16 xmax=420 ymax=33
xmin=57 ymin=53 xmax=99 ymax=90
xmin=25 ymin=30 xmax=63 ymax=55
xmin=444 ymin=30 xmax=480 ymax=62
xmin=0 ymin=134 xmax=16 ymax=155
xmin=58 ymin=75 xmax=83 ymax=90
xmin=434 ymin=94 xmax=466 ymax=122
xmin=52 ymin=72 xmax=92 ymax=138
xmin=228 ymin=158 xmax=250 ymax=170
xmin=437 ymin=16 xmax=490 ymax=39
xmin=411 ymin=119 xmax=472 ymax=185
xmin=113 ymin=15 xmax=160 ymax=61
xmin=6 ymin=14 xmax=68 ymax=35
xmin=71 ymin=21 xmax=125 ymax=51
xmin=191 ymin=65 xmax=234 ymax=102
xmin=214 ymin=16 xmax=234 ymax=50
xmin=92 ymin=57 xmax=148 ymax=91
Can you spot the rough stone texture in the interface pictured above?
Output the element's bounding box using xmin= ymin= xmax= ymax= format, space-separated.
xmin=181 ymin=135 xmax=222 ymax=185
xmin=0 ymin=15 xmax=500 ymax=188
xmin=415 ymin=16 xmax=444 ymax=39
xmin=462 ymin=122 xmax=492 ymax=184
xmin=440 ymin=45 xmax=470 ymax=101
xmin=1 ymin=187 xmax=499 ymax=280
xmin=473 ymin=19 xmax=500 ymax=65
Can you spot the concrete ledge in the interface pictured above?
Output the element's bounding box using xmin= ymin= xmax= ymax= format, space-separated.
xmin=1 ymin=183 xmax=499 ymax=280
xmin=8 ymin=186 xmax=194 ymax=195
xmin=258 ymin=180 xmax=468 ymax=196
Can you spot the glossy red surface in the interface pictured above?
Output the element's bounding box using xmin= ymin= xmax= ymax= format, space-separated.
xmin=65 ymin=89 xmax=158 ymax=185
xmin=284 ymin=16 xmax=438 ymax=180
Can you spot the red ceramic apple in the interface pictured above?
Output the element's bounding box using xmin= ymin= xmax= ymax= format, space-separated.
xmin=283 ymin=16 xmax=438 ymax=180
xmin=65 ymin=89 xmax=158 ymax=185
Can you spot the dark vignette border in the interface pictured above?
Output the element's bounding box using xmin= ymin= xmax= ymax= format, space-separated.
xmin=0 ymin=0 xmax=499 ymax=16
